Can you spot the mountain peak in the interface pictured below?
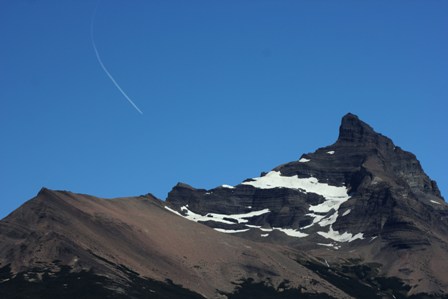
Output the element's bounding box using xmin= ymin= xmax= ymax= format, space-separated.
xmin=336 ymin=113 xmax=394 ymax=150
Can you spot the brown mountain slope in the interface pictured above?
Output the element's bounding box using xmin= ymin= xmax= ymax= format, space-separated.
xmin=0 ymin=188 xmax=351 ymax=298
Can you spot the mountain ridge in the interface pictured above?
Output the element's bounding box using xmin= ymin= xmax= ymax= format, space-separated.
xmin=165 ymin=112 xmax=448 ymax=296
xmin=1 ymin=113 xmax=447 ymax=298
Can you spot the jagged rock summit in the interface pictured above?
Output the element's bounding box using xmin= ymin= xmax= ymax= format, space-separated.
xmin=1 ymin=113 xmax=447 ymax=299
xmin=337 ymin=112 xmax=388 ymax=144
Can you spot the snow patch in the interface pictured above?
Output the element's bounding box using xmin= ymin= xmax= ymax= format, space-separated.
xmin=301 ymin=213 xmax=326 ymax=229
xmin=178 ymin=207 xmax=234 ymax=224
xmin=430 ymin=200 xmax=441 ymax=205
xmin=221 ymin=184 xmax=235 ymax=189
xmin=246 ymin=224 xmax=262 ymax=229
xmin=206 ymin=208 xmax=271 ymax=224
xmin=242 ymin=171 xmax=359 ymax=240
xmin=299 ymin=158 xmax=311 ymax=163
xmin=303 ymin=184 xmax=351 ymax=231
xmin=246 ymin=225 xmax=308 ymax=239
xmin=303 ymin=181 xmax=351 ymax=231
xmin=261 ymin=233 xmax=269 ymax=237
xmin=308 ymin=197 xmax=349 ymax=213
xmin=327 ymin=151 xmax=335 ymax=155
xmin=214 ymin=228 xmax=249 ymax=234
xmin=317 ymin=212 xmax=338 ymax=227
xmin=317 ymin=243 xmax=334 ymax=247
xmin=165 ymin=206 xmax=271 ymax=225
xmin=242 ymin=171 xmax=350 ymax=201
xmin=272 ymin=227 xmax=308 ymax=238
xmin=164 ymin=206 xmax=183 ymax=217
xmin=342 ymin=209 xmax=351 ymax=216
xmin=318 ymin=227 xmax=364 ymax=242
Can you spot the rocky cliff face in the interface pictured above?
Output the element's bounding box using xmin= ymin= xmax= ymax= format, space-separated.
xmin=166 ymin=114 xmax=445 ymax=242
xmin=165 ymin=113 xmax=448 ymax=295
xmin=1 ymin=113 xmax=447 ymax=298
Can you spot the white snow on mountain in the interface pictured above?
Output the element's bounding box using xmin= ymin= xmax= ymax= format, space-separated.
xmin=246 ymin=224 xmax=262 ymax=229
xmin=166 ymin=171 xmax=365 ymax=244
xmin=205 ymin=208 xmax=271 ymax=223
xmin=214 ymin=228 xmax=250 ymax=234
xmin=242 ymin=171 xmax=350 ymax=201
xmin=165 ymin=206 xmax=270 ymax=224
xmin=317 ymin=212 xmax=338 ymax=227
xmin=164 ymin=206 xmax=183 ymax=217
xmin=272 ymin=227 xmax=308 ymax=238
xmin=318 ymin=227 xmax=364 ymax=242
xmin=221 ymin=184 xmax=235 ymax=189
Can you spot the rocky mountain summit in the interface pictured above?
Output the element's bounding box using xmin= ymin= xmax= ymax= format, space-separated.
xmin=1 ymin=113 xmax=447 ymax=298
xmin=166 ymin=113 xmax=445 ymax=245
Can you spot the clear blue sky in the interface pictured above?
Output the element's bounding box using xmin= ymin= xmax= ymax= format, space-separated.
xmin=1 ymin=0 xmax=447 ymax=219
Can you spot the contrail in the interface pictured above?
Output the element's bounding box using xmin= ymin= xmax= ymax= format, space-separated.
xmin=90 ymin=0 xmax=143 ymax=115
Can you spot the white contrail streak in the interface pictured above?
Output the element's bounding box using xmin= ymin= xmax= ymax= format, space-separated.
xmin=90 ymin=0 xmax=143 ymax=115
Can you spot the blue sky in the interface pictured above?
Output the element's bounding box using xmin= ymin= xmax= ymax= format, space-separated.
xmin=1 ymin=0 xmax=447 ymax=219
